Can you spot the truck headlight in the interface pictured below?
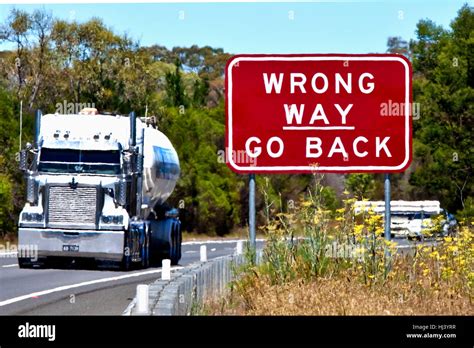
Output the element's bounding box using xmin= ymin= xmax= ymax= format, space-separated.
xmin=101 ymin=215 xmax=123 ymax=225
xmin=22 ymin=212 xmax=44 ymax=222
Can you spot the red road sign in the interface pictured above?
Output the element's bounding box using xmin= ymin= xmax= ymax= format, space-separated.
xmin=225 ymin=54 xmax=412 ymax=173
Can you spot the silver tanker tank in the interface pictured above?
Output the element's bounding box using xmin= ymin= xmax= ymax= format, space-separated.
xmin=39 ymin=112 xmax=180 ymax=211
xmin=141 ymin=125 xmax=180 ymax=208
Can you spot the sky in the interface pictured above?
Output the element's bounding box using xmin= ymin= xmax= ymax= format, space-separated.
xmin=0 ymin=1 xmax=471 ymax=54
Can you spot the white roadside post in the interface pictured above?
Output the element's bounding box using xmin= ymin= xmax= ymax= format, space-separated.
xmin=236 ymin=240 xmax=244 ymax=255
xmin=200 ymin=245 xmax=207 ymax=262
xmin=135 ymin=284 xmax=149 ymax=314
xmin=162 ymin=259 xmax=171 ymax=280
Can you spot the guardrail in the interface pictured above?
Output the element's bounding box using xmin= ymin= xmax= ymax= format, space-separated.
xmin=124 ymin=242 xmax=260 ymax=316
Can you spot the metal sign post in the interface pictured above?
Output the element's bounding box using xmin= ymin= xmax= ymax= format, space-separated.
xmin=249 ymin=173 xmax=256 ymax=251
xmin=384 ymin=173 xmax=391 ymax=241
xmin=384 ymin=173 xmax=392 ymax=267
xmin=384 ymin=174 xmax=391 ymax=240
xmin=19 ymin=100 xmax=23 ymax=152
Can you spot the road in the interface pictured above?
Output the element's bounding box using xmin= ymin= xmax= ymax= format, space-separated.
xmin=0 ymin=237 xmax=427 ymax=316
xmin=0 ymin=240 xmax=245 ymax=316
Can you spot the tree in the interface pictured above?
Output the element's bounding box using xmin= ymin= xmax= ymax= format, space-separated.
xmin=386 ymin=36 xmax=410 ymax=58
xmin=345 ymin=174 xmax=375 ymax=200
xmin=0 ymin=8 xmax=237 ymax=237
xmin=27 ymin=9 xmax=53 ymax=110
xmin=165 ymin=58 xmax=187 ymax=107
xmin=0 ymin=9 xmax=31 ymax=98
xmin=165 ymin=105 xmax=243 ymax=235
xmin=409 ymin=4 xmax=473 ymax=213
xmin=0 ymin=85 xmax=21 ymax=235
xmin=192 ymin=77 xmax=209 ymax=107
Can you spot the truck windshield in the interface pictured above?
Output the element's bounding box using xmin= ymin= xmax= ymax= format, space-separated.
xmin=38 ymin=148 xmax=121 ymax=175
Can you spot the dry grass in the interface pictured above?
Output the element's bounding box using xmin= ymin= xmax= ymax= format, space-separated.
xmin=199 ymin=176 xmax=473 ymax=316
xmin=206 ymin=275 xmax=472 ymax=316
xmin=0 ymin=233 xmax=17 ymax=246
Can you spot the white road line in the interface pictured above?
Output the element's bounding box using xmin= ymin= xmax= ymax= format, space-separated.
xmin=0 ymin=239 xmax=259 ymax=256
xmin=184 ymin=250 xmax=197 ymax=254
xmin=0 ymin=266 xmax=183 ymax=307
xmin=182 ymin=238 xmax=265 ymax=245
xmin=122 ymin=298 xmax=136 ymax=316
xmin=396 ymin=245 xmax=414 ymax=249
xmin=1 ymin=264 xmax=18 ymax=268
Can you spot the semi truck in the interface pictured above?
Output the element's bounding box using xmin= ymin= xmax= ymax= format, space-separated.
xmin=17 ymin=108 xmax=182 ymax=270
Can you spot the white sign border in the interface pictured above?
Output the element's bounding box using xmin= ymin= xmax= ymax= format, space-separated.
xmin=226 ymin=55 xmax=411 ymax=172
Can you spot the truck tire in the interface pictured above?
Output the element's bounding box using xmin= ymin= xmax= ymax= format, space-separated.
xmin=169 ymin=221 xmax=180 ymax=265
xmin=18 ymin=257 xmax=34 ymax=269
xmin=18 ymin=257 xmax=50 ymax=269
xmin=149 ymin=217 xmax=181 ymax=266
xmin=141 ymin=231 xmax=150 ymax=269
xmin=172 ymin=221 xmax=182 ymax=265
xmin=148 ymin=220 xmax=162 ymax=267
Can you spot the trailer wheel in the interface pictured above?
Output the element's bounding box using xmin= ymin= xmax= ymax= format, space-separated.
xmin=176 ymin=221 xmax=182 ymax=262
xmin=141 ymin=230 xmax=150 ymax=269
xmin=170 ymin=221 xmax=181 ymax=265
xmin=148 ymin=218 xmax=181 ymax=266
xmin=148 ymin=221 xmax=162 ymax=267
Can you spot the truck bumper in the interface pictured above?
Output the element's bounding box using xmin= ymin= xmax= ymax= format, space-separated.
xmin=18 ymin=228 xmax=125 ymax=261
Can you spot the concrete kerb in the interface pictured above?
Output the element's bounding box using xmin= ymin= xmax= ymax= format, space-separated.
xmin=126 ymin=252 xmax=252 ymax=316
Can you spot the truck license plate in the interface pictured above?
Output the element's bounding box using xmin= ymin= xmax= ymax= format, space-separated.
xmin=63 ymin=245 xmax=79 ymax=252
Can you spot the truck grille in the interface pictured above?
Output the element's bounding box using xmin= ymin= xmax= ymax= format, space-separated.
xmin=47 ymin=186 xmax=98 ymax=227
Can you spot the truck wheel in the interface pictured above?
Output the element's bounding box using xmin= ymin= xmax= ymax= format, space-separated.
xmin=18 ymin=257 xmax=49 ymax=269
xmin=148 ymin=218 xmax=181 ymax=266
xmin=141 ymin=232 xmax=150 ymax=269
xmin=18 ymin=257 xmax=34 ymax=269
xmin=170 ymin=221 xmax=181 ymax=265
xmin=176 ymin=222 xmax=182 ymax=262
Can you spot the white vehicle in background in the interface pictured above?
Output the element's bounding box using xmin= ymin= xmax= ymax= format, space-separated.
xmin=354 ymin=200 xmax=457 ymax=240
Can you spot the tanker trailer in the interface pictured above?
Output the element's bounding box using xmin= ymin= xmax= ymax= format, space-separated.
xmin=17 ymin=109 xmax=182 ymax=269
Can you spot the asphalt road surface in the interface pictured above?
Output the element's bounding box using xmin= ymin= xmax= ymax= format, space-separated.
xmin=0 ymin=237 xmax=428 ymax=315
xmin=0 ymin=240 xmax=252 ymax=315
